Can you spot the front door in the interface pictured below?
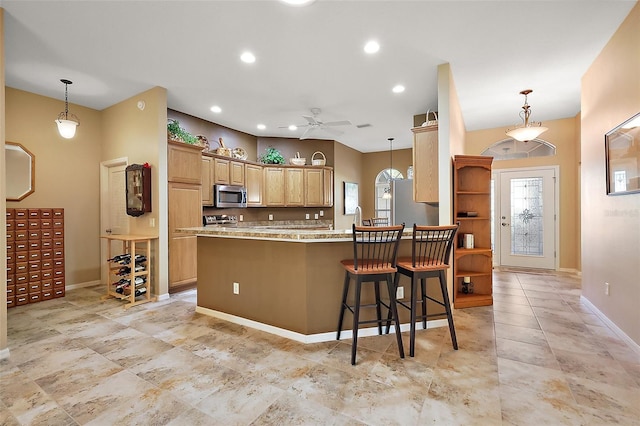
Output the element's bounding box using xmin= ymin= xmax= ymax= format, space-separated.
xmin=495 ymin=168 xmax=557 ymax=269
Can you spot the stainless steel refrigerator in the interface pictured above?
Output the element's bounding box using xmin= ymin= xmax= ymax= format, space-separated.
xmin=392 ymin=179 xmax=439 ymax=227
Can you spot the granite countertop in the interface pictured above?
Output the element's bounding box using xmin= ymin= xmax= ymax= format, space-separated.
xmin=177 ymin=221 xmax=413 ymax=242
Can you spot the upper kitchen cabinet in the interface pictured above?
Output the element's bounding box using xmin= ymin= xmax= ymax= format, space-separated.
xmin=285 ymin=168 xmax=304 ymax=206
xmin=212 ymin=157 xmax=245 ymax=186
xmin=305 ymin=167 xmax=333 ymax=207
xmin=264 ymin=167 xmax=285 ymax=206
xmin=412 ymin=125 xmax=438 ymax=203
xmin=201 ymin=155 xmax=213 ymax=206
xmin=245 ymin=163 xmax=263 ymax=206
xmin=168 ymin=140 xmax=202 ymax=185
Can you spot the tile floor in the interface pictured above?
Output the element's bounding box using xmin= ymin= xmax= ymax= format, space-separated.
xmin=1 ymin=269 xmax=639 ymax=425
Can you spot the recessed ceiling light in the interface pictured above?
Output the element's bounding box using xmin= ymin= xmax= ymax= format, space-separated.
xmin=280 ymin=0 xmax=315 ymax=6
xmin=210 ymin=105 xmax=222 ymax=113
xmin=392 ymin=85 xmax=405 ymax=93
xmin=257 ymin=124 xmax=266 ymax=130
xmin=288 ymin=125 xmax=297 ymax=131
xmin=240 ymin=51 xmax=256 ymax=64
xmin=364 ymin=40 xmax=380 ymax=54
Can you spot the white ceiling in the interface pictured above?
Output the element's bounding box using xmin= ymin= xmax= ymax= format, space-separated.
xmin=2 ymin=0 xmax=635 ymax=153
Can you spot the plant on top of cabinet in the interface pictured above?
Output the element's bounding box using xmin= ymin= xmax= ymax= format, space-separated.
xmin=167 ymin=119 xmax=198 ymax=145
xmin=259 ymin=146 xmax=285 ymax=164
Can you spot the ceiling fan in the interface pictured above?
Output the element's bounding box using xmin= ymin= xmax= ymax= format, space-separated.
xmin=281 ymin=108 xmax=352 ymax=140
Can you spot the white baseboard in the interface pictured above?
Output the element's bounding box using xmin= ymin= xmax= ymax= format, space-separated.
xmin=581 ymin=295 xmax=640 ymax=355
xmin=0 ymin=347 xmax=10 ymax=360
xmin=156 ymin=293 xmax=170 ymax=302
xmin=558 ymin=267 xmax=581 ymax=276
xmin=195 ymin=305 xmax=448 ymax=344
xmin=65 ymin=279 xmax=101 ymax=290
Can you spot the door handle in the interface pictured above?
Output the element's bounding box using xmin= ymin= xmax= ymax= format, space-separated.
xmin=501 ymin=222 xmax=509 ymax=227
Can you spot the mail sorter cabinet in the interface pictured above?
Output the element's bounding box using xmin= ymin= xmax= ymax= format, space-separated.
xmin=6 ymin=208 xmax=65 ymax=308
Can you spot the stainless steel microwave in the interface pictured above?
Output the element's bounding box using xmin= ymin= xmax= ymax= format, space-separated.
xmin=214 ymin=184 xmax=247 ymax=208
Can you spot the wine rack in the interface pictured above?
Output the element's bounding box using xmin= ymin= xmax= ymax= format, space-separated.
xmin=101 ymin=234 xmax=157 ymax=308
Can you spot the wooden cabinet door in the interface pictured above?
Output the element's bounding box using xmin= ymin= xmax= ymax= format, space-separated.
xmin=285 ymin=168 xmax=305 ymax=206
xmin=213 ymin=158 xmax=230 ymax=184
xmin=412 ymin=126 xmax=438 ymax=202
xmin=304 ymin=168 xmax=323 ymax=206
xmin=323 ymin=168 xmax=334 ymax=207
xmin=230 ymin=161 xmax=245 ymax=186
xmin=245 ymin=164 xmax=263 ymax=206
xmin=264 ymin=167 xmax=285 ymax=206
xmin=168 ymin=140 xmax=203 ymax=184
xmin=201 ymin=156 xmax=213 ymax=206
xmin=168 ymin=182 xmax=202 ymax=287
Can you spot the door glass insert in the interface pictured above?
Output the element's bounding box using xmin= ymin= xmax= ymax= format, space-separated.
xmin=510 ymin=177 xmax=543 ymax=256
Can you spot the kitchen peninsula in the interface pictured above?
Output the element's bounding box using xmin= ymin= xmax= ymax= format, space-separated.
xmin=178 ymin=225 xmax=447 ymax=342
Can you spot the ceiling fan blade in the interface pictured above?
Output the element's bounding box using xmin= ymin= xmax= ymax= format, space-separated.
xmin=279 ymin=124 xmax=309 ymax=129
xmin=303 ymin=115 xmax=319 ymax=125
xmin=323 ymin=120 xmax=352 ymax=127
xmin=299 ymin=126 xmax=316 ymax=140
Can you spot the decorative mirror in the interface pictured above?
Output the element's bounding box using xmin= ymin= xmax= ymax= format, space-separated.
xmin=605 ymin=112 xmax=640 ymax=195
xmin=5 ymin=142 xmax=35 ymax=201
xmin=125 ymin=163 xmax=152 ymax=216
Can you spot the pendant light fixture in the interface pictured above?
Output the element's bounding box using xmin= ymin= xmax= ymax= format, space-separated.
xmin=382 ymin=137 xmax=394 ymax=199
xmin=505 ymin=89 xmax=547 ymax=142
xmin=55 ymin=79 xmax=80 ymax=139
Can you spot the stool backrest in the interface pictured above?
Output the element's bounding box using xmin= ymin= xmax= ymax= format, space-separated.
xmin=361 ymin=218 xmax=372 ymax=226
xmin=351 ymin=224 xmax=405 ymax=271
xmin=371 ymin=217 xmax=389 ymax=227
xmin=410 ymin=224 xmax=459 ymax=268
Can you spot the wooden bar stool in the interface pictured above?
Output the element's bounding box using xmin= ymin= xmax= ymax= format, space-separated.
xmin=337 ymin=224 xmax=405 ymax=365
xmin=392 ymin=224 xmax=459 ymax=357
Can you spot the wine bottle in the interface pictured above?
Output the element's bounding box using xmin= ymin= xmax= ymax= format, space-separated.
xmin=107 ymin=253 xmax=130 ymax=263
xmin=119 ymin=255 xmax=147 ymax=265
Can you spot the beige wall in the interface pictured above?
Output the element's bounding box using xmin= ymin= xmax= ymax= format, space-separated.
xmin=1 ymin=8 xmax=7 ymax=354
xmin=466 ymin=116 xmax=580 ymax=271
xmin=437 ymin=63 xmax=463 ymax=225
xmin=6 ymin=88 xmax=104 ymax=286
xmin=333 ymin=142 xmax=363 ymax=230
xmin=581 ymin=3 xmax=639 ymax=344
xmin=101 ymin=86 xmax=168 ymax=295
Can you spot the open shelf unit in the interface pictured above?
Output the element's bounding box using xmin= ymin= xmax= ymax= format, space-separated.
xmin=101 ymin=234 xmax=157 ymax=308
xmin=452 ymin=155 xmax=493 ymax=308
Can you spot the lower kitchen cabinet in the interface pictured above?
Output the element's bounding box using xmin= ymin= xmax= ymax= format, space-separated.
xmin=168 ymin=182 xmax=201 ymax=289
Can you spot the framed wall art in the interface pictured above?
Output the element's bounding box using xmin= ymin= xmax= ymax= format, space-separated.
xmin=605 ymin=112 xmax=640 ymax=195
xmin=344 ymin=182 xmax=359 ymax=214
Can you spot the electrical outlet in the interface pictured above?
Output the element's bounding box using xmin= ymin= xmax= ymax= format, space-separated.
xmin=305 ymin=214 xmax=310 ymax=220
xmin=149 ymin=218 xmax=155 ymax=227
xmin=605 ymin=282 xmax=610 ymax=296
xmin=396 ymin=286 xmax=404 ymax=299
xmin=268 ymin=214 xmax=273 ymax=221
xmin=314 ymin=213 xmax=319 ymax=219
xmin=233 ymin=282 xmax=240 ymax=294
xmin=319 ymin=210 xmax=324 ymax=217
xmin=239 ymin=215 xmax=244 ymax=222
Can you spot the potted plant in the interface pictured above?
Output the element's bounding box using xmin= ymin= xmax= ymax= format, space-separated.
xmin=259 ymin=146 xmax=285 ymax=164
xmin=167 ymin=119 xmax=198 ymax=145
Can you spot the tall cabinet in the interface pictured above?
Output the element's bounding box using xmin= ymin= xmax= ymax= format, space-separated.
xmin=452 ymin=155 xmax=493 ymax=309
xmin=168 ymin=140 xmax=202 ymax=291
